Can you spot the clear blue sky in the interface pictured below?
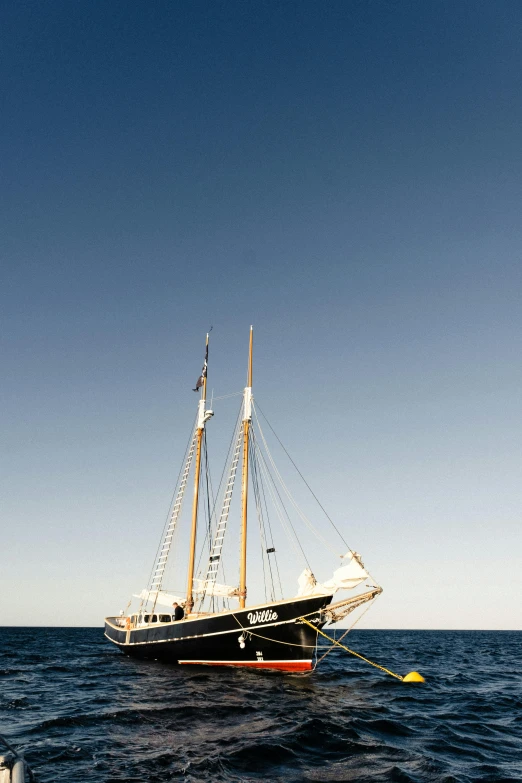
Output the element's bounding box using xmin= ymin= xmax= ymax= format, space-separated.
xmin=1 ymin=1 xmax=521 ymax=628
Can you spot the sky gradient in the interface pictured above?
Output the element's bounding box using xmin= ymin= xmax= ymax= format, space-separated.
xmin=1 ymin=1 xmax=521 ymax=628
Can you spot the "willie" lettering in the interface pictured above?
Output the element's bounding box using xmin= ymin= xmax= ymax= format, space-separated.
xmin=247 ymin=609 xmax=278 ymax=625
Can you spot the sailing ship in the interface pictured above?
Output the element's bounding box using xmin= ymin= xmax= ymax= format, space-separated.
xmin=105 ymin=328 xmax=381 ymax=672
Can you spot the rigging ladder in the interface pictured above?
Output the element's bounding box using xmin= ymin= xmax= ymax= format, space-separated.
xmin=200 ymin=424 xmax=243 ymax=595
xmin=150 ymin=433 xmax=197 ymax=593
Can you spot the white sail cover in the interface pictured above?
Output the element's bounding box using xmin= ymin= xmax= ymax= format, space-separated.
xmin=193 ymin=579 xmax=239 ymax=597
xmin=296 ymin=552 xmax=369 ymax=597
xmin=134 ymin=589 xmax=184 ymax=606
xmin=296 ymin=569 xmax=333 ymax=597
xmin=322 ymin=551 xmax=369 ymax=589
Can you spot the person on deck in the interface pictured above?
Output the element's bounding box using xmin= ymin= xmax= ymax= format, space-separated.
xmin=172 ymin=602 xmax=184 ymax=621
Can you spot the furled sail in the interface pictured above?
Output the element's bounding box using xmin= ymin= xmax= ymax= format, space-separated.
xmin=193 ymin=579 xmax=239 ymax=598
xmin=134 ymin=589 xmax=184 ymax=607
xmin=296 ymin=568 xmax=333 ymax=597
xmin=322 ymin=551 xmax=369 ymax=589
xmin=296 ymin=552 xmax=369 ymax=597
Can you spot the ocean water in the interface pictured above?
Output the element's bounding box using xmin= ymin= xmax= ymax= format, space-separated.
xmin=0 ymin=629 xmax=520 ymax=782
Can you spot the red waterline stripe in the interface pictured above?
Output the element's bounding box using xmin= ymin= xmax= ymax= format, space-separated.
xmin=178 ymin=660 xmax=312 ymax=671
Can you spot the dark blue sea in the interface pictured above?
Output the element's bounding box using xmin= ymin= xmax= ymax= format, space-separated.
xmin=1 ymin=629 xmax=520 ymax=782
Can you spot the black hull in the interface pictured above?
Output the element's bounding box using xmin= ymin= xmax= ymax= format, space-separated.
xmin=105 ymin=594 xmax=332 ymax=672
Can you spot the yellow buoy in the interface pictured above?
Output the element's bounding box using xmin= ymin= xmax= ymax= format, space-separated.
xmin=403 ymin=671 xmax=425 ymax=683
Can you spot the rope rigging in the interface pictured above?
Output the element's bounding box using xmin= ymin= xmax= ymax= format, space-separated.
xmin=250 ymin=429 xmax=278 ymax=602
xmin=137 ymin=389 xmax=377 ymax=635
xmin=253 ymin=404 xmax=342 ymax=557
xmin=250 ymin=426 xmax=312 ymax=570
xmin=254 ymin=400 xmax=352 ymax=552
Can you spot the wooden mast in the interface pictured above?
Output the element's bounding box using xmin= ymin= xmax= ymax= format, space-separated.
xmin=239 ymin=326 xmax=253 ymax=609
xmin=185 ymin=333 xmax=210 ymax=614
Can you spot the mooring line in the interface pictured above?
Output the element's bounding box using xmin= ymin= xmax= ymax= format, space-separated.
xmin=299 ymin=617 xmax=424 ymax=682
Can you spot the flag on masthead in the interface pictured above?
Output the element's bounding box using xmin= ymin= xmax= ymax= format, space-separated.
xmin=193 ymin=342 xmax=208 ymax=391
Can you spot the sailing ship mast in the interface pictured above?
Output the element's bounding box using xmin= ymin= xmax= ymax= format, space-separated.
xmin=185 ymin=332 xmax=211 ymax=613
xmin=239 ymin=326 xmax=253 ymax=609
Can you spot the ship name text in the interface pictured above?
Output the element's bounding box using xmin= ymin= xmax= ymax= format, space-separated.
xmin=247 ymin=609 xmax=278 ymax=625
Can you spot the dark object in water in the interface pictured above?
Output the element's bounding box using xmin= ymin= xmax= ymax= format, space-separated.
xmin=0 ymin=735 xmax=34 ymax=783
